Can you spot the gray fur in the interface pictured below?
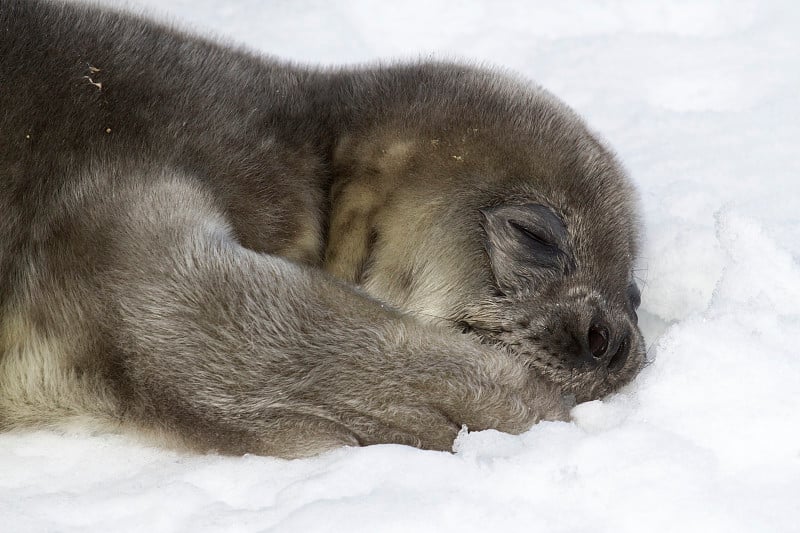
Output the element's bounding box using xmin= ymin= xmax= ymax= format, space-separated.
xmin=0 ymin=0 xmax=644 ymax=457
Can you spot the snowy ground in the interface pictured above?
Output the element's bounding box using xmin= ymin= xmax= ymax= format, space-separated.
xmin=3 ymin=1 xmax=800 ymax=531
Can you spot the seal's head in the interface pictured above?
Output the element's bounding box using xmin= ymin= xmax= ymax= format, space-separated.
xmin=327 ymin=63 xmax=645 ymax=401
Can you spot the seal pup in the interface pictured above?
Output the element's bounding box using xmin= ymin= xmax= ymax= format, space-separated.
xmin=0 ymin=0 xmax=644 ymax=457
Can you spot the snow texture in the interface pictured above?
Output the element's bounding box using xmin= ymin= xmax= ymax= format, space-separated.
xmin=3 ymin=1 xmax=800 ymax=531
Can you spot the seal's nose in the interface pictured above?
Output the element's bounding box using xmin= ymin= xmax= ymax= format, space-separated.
xmin=587 ymin=324 xmax=608 ymax=358
xmin=582 ymin=322 xmax=630 ymax=371
xmin=607 ymin=331 xmax=631 ymax=371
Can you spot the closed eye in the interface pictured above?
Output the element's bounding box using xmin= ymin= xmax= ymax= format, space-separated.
xmin=508 ymin=220 xmax=558 ymax=250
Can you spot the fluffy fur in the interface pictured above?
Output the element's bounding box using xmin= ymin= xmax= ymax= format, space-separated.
xmin=0 ymin=0 xmax=644 ymax=457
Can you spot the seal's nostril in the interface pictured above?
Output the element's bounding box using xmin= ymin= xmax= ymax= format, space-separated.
xmin=608 ymin=334 xmax=631 ymax=371
xmin=587 ymin=325 xmax=609 ymax=358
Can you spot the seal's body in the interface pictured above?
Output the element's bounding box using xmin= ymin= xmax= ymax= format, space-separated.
xmin=0 ymin=0 xmax=644 ymax=457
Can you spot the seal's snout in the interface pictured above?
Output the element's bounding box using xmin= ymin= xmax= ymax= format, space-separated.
xmin=587 ymin=324 xmax=608 ymax=358
xmin=607 ymin=330 xmax=631 ymax=371
xmin=581 ymin=321 xmax=630 ymax=371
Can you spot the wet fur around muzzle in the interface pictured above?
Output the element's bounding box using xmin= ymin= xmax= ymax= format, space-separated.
xmin=474 ymin=287 xmax=645 ymax=402
xmin=0 ymin=0 xmax=644 ymax=457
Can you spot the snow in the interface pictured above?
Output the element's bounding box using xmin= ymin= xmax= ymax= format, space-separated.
xmin=3 ymin=1 xmax=800 ymax=531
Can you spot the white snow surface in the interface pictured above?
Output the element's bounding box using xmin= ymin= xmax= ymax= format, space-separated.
xmin=4 ymin=1 xmax=800 ymax=531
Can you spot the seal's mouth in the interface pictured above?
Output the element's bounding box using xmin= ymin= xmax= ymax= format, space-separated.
xmin=521 ymin=331 xmax=646 ymax=402
xmin=456 ymin=316 xmax=646 ymax=402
